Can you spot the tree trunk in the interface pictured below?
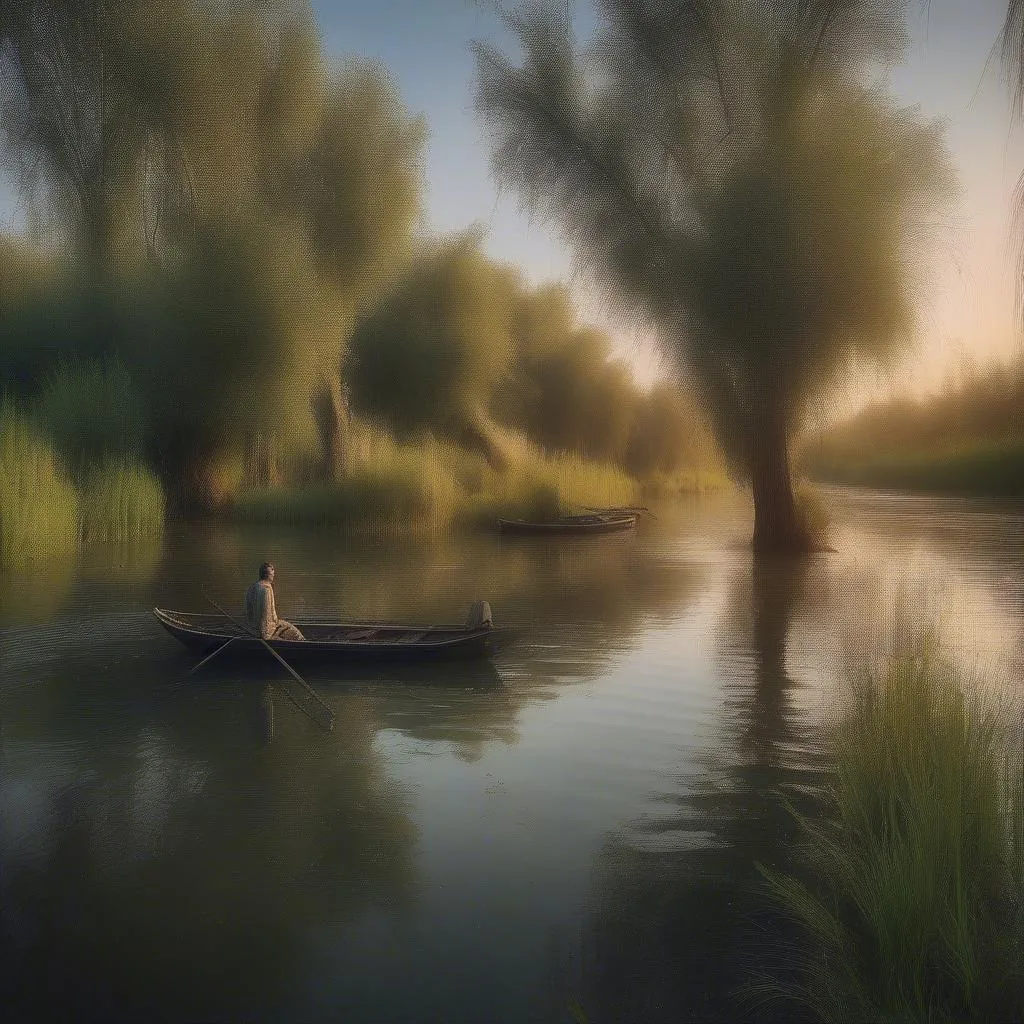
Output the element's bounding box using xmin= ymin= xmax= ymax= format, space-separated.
xmin=311 ymin=376 xmax=351 ymax=483
xmin=457 ymin=405 xmax=507 ymax=472
xmin=749 ymin=404 xmax=810 ymax=554
xmin=244 ymin=432 xmax=276 ymax=489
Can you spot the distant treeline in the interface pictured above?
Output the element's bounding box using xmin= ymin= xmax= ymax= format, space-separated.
xmin=800 ymin=357 xmax=1024 ymax=496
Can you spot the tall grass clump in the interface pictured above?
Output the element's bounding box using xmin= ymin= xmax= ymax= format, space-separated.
xmin=461 ymin=435 xmax=639 ymax=527
xmin=78 ymin=458 xmax=166 ymax=543
xmin=234 ymin=422 xmax=460 ymax=534
xmin=0 ymin=402 xmax=79 ymax=568
xmin=33 ymin=357 xmax=149 ymax=475
xmin=759 ymin=631 xmax=1024 ymax=1023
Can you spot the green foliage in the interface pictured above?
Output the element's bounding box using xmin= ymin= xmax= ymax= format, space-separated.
xmin=347 ymin=233 xmax=516 ymax=436
xmin=34 ymin=357 xmax=149 ymax=475
xmin=0 ymin=402 xmax=78 ymax=568
xmin=806 ymin=442 xmax=1024 ymax=497
xmin=802 ymin=357 xmax=1024 ymax=496
xmin=0 ymin=261 xmax=143 ymax=399
xmin=79 ymin=457 xmax=166 ymax=543
xmin=625 ymin=383 xmax=719 ymax=478
xmin=475 ymin=0 xmax=956 ymax=546
xmin=761 ymin=627 xmax=1024 ymax=1023
xmin=235 ymin=417 xmax=639 ymax=532
xmin=2 ymin=2 xmax=426 ymax=505
xmin=234 ymin=421 xmax=459 ymax=533
xmin=460 ymin=427 xmax=639 ymax=526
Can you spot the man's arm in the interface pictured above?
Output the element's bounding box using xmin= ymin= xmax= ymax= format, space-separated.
xmin=261 ymin=585 xmax=278 ymax=640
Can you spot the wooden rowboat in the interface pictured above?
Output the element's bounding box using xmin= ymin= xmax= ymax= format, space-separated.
xmin=154 ymin=607 xmax=509 ymax=662
xmin=497 ymin=512 xmax=638 ymax=536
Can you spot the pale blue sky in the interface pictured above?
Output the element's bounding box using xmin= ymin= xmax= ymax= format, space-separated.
xmin=2 ymin=0 xmax=1020 ymax=394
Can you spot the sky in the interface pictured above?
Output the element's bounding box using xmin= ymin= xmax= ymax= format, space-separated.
xmin=2 ymin=0 xmax=1021 ymax=402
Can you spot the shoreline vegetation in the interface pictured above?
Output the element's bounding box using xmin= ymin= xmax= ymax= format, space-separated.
xmin=801 ymin=359 xmax=1024 ymax=499
xmin=760 ymin=619 xmax=1024 ymax=1024
xmin=0 ymin=394 xmax=731 ymax=570
xmin=803 ymin=441 xmax=1024 ymax=499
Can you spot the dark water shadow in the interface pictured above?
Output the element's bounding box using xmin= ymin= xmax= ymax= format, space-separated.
xmin=573 ymin=554 xmax=829 ymax=1024
xmin=0 ymin=643 xmax=420 ymax=1024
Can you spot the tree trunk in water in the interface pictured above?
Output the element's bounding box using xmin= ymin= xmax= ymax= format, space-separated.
xmin=311 ymin=377 xmax=350 ymax=483
xmin=749 ymin=405 xmax=810 ymax=555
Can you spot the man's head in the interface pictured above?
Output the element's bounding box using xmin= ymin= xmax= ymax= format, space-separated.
xmin=259 ymin=562 xmax=275 ymax=583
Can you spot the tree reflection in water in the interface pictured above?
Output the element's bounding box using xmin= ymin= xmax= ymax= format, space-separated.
xmin=577 ymin=555 xmax=830 ymax=1024
xmin=0 ymin=652 xmax=419 ymax=1023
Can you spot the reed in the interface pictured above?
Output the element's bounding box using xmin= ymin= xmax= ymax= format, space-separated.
xmin=457 ymin=427 xmax=640 ymax=525
xmin=759 ymin=631 xmax=1024 ymax=1023
xmin=79 ymin=457 xmax=166 ymax=543
xmin=33 ymin=357 xmax=149 ymax=475
xmin=638 ymin=467 xmax=733 ymax=497
xmin=235 ymin=425 xmax=460 ymax=533
xmin=236 ymin=419 xmax=639 ymax=532
xmin=0 ymin=402 xmax=79 ymax=568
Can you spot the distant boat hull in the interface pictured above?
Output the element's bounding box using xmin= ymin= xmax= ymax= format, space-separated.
xmin=154 ymin=608 xmax=509 ymax=662
xmin=497 ymin=513 xmax=637 ymax=536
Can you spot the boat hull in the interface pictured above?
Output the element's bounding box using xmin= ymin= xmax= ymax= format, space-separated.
xmin=497 ymin=514 xmax=637 ymax=536
xmin=154 ymin=609 xmax=508 ymax=662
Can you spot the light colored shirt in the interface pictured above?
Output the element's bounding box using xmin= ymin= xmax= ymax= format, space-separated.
xmin=244 ymin=580 xmax=278 ymax=640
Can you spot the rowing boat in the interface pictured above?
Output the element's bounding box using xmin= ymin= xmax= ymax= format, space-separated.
xmin=154 ymin=607 xmax=509 ymax=662
xmin=497 ymin=512 xmax=638 ymax=536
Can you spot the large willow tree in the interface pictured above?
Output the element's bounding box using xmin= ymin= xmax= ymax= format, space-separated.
xmin=475 ymin=0 xmax=956 ymax=551
xmin=0 ymin=1 xmax=424 ymax=508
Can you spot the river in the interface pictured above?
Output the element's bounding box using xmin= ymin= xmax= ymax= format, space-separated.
xmin=2 ymin=488 xmax=1022 ymax=1023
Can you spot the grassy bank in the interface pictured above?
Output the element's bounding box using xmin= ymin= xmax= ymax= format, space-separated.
xmin=760 ymin=633 xmax=1024 ymax=1023
xmin=803 ymin=440 xmax=1024 ymax=498
xmin=234 ymin=421 xmax=724 ymax=533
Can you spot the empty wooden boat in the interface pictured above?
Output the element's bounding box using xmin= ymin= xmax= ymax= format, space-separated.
xmin=497 ymin=512 xmax=638 ymax=536
xmin=154 ymin=606 xmax=509 ymax=662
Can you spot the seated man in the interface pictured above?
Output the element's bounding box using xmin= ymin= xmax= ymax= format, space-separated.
xmin=244 ymin=562 xmax=305 ymax=641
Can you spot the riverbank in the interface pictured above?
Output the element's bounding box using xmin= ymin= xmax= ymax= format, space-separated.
xmin=1 ymin=403 xmax=730 ymax=568
xmin=803 ymin=440 xmax=1024 ymax=498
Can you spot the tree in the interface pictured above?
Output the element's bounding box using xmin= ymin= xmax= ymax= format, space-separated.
xmin=1 ymin=1 xmax=425 ymax=503
xmin=0 ymin=0 xmax=195 ymax=268
xmin=475 ymin=0 xmax=956 ymax=551
xmin=626 ymin=383 xmax=716 ymax=479
xmin=346 ymin=232 xmax=517 ymax=468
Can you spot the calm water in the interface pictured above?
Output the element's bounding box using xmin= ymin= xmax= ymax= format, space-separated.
xmin=2 ymin=488 xmax=1023 ymax=1023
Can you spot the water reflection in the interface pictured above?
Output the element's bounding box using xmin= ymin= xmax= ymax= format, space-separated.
xmin=1 ymin=515 xmax=708 ymax=1022
xmin=0 ymin=556 xmax=77 ymax=627
xmin=578 ymin=554 xmax=825 ymax=1024
xmin=155 ymin=523 xmax=707 ymax=749
xmin=0 ymin=647 xmax=418 ymax=1022
xmin=8 ymin=491 xmax=1016 ymax=1021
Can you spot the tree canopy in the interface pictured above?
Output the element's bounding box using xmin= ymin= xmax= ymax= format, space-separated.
xmin=475 ymin=0 xmax=956 ymax=550
xmin=0 ymin=0 xmax=426 ymax=507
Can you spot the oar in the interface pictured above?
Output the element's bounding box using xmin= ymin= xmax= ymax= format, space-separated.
xmin=584 ymin=505 xmax=657 ymax=520
xmin=203 ymin=594 xmax=336 ymax=732
xmin=174 ymin=635 xmax=238 ymax=682
xmin=160 ymin=636 xmax=241 ymax=698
